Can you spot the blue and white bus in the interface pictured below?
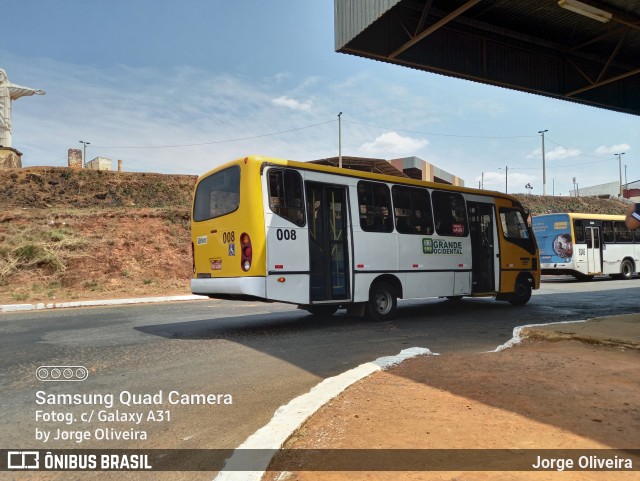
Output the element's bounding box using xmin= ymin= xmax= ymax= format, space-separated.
xmin=532 ymin=213 xmax=639 ymax=280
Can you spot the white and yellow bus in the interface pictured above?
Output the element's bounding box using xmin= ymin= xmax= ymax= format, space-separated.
xmin=532 ymin=212 xmax=639 ymax=280
xmin=190 ymin=156 xmax=540 ymax=321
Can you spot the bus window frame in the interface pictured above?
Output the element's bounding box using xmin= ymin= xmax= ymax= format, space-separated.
xmin=391 ymin=185 xmax=434 ymax=235
xmin=432 ymin=190 xmax=468 ymax=237
xmin=573 ymin=220 xmax=586 ymax=244
xmin=614 ymin=220 xmax=633 ymax=243
xmin=357 ymin=181 xmax=394 ymax=233
xmin=193 ymin=165 xmax=241 ymax=222
xmin=602 ymin=221 xmax=615 ymax=243
xmin=267 ymin=168 xmax=306 ymax=227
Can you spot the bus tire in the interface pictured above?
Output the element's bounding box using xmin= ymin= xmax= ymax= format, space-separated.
xmin=365 ymin=281 xmax=397 ymax=321
xmin=619 ymin=259 xmax=635 ymax=280
xmin=509 ymin=277 xmax=532 ymax=306
xmin=303 ymin=305 xmax=338 ymax=317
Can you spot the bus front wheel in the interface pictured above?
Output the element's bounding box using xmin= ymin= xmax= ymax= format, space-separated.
xmin=509 ymin=277 xmax=532 ymax=306
xmin=366 ymin=281 xmax=397 ymax=321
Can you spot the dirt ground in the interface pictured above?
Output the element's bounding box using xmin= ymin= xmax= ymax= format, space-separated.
xmin=265 ymin=339 xmax=640 ymax=481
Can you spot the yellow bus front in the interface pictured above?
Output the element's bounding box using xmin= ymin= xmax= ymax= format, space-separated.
xmin=190 ymin=157 xmax=267 ymax=299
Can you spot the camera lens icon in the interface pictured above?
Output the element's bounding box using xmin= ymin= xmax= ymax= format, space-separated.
xmin=36 ymin=365 xmax=88 ymax=382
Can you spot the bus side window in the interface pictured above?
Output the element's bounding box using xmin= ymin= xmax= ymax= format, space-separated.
xmin=268 ymin=169 xmax=305 ymax=227
xmin=573 ymin=221 xmax=585 ymax=243
xmin=392 ymin=185 xmax=434 ymax=235
xmin=602 ymin=221 xmax=615 ymax=243
xmin=432 ymin=191 xmax=467 ymax=236
xmin=357 ymin=181 xmax=393 ymax=233
xmin=614 ymin=221 xmax=632 ymax=243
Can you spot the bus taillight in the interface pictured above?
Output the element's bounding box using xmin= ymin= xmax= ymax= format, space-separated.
xmin=241 ymin=233 xmax=252 ymax=271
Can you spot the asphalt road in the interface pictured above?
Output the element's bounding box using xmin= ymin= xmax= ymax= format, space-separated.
xmin=1 ymin=276 xmax=639 ymax=479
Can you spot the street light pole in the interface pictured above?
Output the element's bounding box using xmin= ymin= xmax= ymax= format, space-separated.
xmin=538 ymin=130 xmax=548 ymax=195
xmin=79 ymin=140 xmax=90 ymax=168
xmin=615 ymin=152 xmax=625 ymax=197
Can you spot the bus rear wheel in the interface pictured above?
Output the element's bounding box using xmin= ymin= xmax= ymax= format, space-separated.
xmin=619 ymin=259 xmax=635 ymax=280
xmin=366 ymin=281 xmax=397 ymax=322
xmin=509 ymin=277 xmax=532 ymax=306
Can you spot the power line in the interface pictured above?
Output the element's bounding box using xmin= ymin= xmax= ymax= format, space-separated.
xmin=91 ymin=119 xmax=337 ymax=150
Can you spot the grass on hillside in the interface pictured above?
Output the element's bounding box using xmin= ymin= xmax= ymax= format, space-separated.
xmin=0 ymin=223 xmax=88 ymax=281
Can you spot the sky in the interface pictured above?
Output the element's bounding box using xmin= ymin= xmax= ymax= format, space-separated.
xmin=2 ymin=0 xmax=638 ymax=196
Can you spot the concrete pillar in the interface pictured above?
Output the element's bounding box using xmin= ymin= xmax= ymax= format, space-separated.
xmin=118 ymin=159 xmax=123 ymax=172
xmin=68 ymin=149 xmax=82 ymax=169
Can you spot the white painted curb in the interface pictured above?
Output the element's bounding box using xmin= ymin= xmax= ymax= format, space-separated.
xmin=489 ymin=319 xmax=588 ymax=352
xmin=0 ymin=294 xmax=207 ymax=313
xmin=213 ymin=347 xmax=437 ymax=481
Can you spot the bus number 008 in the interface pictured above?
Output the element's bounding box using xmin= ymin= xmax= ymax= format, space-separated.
xmin=222 ymin=232 xmax=235 ymax=244
xmin=276 ymin=229 xmax=296 ymax=241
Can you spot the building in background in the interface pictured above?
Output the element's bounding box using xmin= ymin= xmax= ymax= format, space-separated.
xmin=86 ymin=157 xmax=112 ymax=171
xmin=570 ymin=180 xmax=640 ymax=200
xmin=310 ymin=156 xmax=464 ymax=187
xmin=390 ymin=156 xmax=464 ymax=186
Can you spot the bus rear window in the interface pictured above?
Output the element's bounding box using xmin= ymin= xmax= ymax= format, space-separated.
xmin=193 ymin=166 xmax=240 ymax=222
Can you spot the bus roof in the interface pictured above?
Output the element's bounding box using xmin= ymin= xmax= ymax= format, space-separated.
xmin=198 ymin=155 xmax=523 ymax=204
xmin=533 ymin=212 xmax=625 ymax=221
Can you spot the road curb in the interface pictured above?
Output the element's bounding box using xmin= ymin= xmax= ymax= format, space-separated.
xmin=0 ymin=295 xmax=207 ymax=313
xmin=213 ymin=347 xmax=436 ymax=481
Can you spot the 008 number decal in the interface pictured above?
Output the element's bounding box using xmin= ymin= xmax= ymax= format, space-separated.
xmin=276 ymin=229 xmax=296 ymax=241
xmin=222 ymin=231 xmax=235 ymax=244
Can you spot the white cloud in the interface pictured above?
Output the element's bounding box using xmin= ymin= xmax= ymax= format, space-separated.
xmin=595 ymin=143 xmax=630 ymax=155
xmin=480 ymin=171 xmax=535 ymax=192
xmin=271 ymin=95 xmax=312 ymax=111
xmin=359 ymin=132 xmax=428 ymax=157
xmin=527 ymin=146 xmax=580 ymax=161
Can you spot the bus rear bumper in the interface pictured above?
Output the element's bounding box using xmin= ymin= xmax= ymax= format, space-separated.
xmin=191 ymin=277 xmax=266 ymax=298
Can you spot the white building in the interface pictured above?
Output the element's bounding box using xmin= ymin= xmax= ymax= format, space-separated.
xmin=86 ymin=157 xmax=112 ymax=171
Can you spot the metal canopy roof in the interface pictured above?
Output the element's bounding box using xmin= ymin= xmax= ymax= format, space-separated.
xmin=335 ymin=0 xmax=640 ymax=115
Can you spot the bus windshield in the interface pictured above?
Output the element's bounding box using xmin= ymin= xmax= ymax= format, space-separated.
xmin=193 ymin=165 xmax=240 ymax=222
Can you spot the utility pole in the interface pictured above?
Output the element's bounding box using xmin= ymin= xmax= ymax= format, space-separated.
xmin=79 ymin=140 xmax=90 ymax=168
xmin=505 ymin=165 xmax=508 ymax=194
xmin=625 ymin=164 xmax=628 ymax=197
xmin=481 ymin=172 xmax=484 ymax=189
xmin=615 ymin=152 xmax=625 ymax=197
xmin=337 ymin=112 xmax=343 ymax=169
xmin=499 ymin=166 xmax=508 ymax=193
xmin=538 ymin=130 xmax=548 ymax=195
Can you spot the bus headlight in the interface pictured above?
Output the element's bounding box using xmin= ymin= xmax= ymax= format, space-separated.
xmin=241 ymin=233 xmax=252 ymax=271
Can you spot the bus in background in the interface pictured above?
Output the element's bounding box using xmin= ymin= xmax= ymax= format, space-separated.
xmin=532 ymin=213 xmax=639 ymax=281
xmin=190 ymin=155 xmax=540 ymax=321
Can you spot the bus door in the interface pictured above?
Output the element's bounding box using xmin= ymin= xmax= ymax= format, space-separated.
xmin=305 ymin=182 xmax=351 ymax=302
xmin=467 ymin=201 xmax=496 ymax=292
xmin=585 ymin=226 xmax=602 ymax=273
